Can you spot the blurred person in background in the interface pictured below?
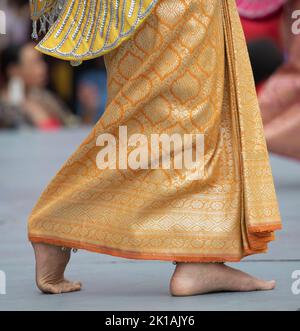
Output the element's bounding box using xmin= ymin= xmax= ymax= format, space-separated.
xmin=0 ymin=0 xmax=30 ymax=51
xmin=75 ymin=58 xmax=107 ymax=124
xmin=0 ymin=42 xmax=79 ymax=130
xmin=238 ymin=0 xmax=300 ymax=161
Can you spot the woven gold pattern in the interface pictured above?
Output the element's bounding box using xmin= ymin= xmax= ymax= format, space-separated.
xmin=28 ymin=0 xmax=281 ymax=262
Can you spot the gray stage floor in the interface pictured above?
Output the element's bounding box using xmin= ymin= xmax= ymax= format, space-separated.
xmin=0 ymin=128 xmax=299 ymax=311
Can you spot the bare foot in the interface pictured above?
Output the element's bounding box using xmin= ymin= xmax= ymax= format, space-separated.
xmin=169 ymin=263 xmax=276 ymax=296
xmin=32 ymin=243 xmax=82 ymax=294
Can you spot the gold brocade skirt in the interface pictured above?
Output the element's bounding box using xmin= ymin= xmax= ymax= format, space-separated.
xmin=28 ymin=0 xmax=282 ymax=262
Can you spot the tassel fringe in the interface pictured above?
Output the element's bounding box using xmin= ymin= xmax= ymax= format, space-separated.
xmin=31 ymin=0 xmax=65 ymax=40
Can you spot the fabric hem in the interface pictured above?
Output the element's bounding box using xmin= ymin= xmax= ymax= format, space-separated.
xmin=28 ymin=234 xmax=267 ymax=263
xmin=248 ymin=223 xmax=282 ymax=233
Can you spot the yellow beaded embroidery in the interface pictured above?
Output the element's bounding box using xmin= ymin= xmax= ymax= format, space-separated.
xmin=30 ymin=0 xmax=159 ymax=65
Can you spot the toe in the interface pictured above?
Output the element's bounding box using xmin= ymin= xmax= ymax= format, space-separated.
xmin=256 ymin=279 xmax=276 ymax=291
xmin=262 ymin=280 xmax=276 ymax=290
xmin=61 ymin=280 xmax=82 ymax=293
xmin=71 ymin=281 xmax=82 ymax=292
xmin=74 ymin=281 xmax=82 ymax=288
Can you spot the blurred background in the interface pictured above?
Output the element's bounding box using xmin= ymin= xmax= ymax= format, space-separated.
xmin=0 ymin=0 xmax=107 ymax=131
xmin=238 ymin=0 xmax=300 ymax=161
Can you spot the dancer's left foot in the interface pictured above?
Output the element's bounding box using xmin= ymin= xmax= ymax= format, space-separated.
xmin=33 ymin=243 xmax=82 ymax=294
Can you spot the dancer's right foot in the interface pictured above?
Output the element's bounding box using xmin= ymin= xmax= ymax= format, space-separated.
xmin=32 ymin=243 xmax=82 ymax=294
xmin=169 ymin=262 xmax=276 ymax=296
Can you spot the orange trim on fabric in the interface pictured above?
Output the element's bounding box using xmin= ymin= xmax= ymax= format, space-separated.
xmin=248 ymin=223 xmax=282 ymax=233
xmin=28 ymin=235 xmax=258 ymax=263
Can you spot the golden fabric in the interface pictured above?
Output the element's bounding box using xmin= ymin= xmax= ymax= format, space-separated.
xmin=28 ymin=0 xmax=282 ymax=262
